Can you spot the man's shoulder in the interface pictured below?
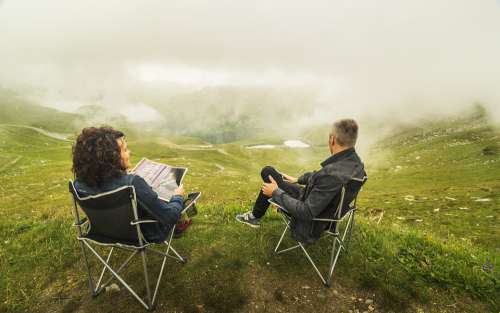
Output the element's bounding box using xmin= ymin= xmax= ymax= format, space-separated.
xmin=322 ymin=153 xmax=365 ymax=180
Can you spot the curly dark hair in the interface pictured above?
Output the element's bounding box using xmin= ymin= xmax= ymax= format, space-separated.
xmin=72 ymin=126 xmax=126 ymax=187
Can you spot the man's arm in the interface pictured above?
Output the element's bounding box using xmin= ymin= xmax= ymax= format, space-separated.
xmin=272 ymin=174 xmax=341 ymax=221
xmin=132 ymin=176 xmax=183 ymax=226
xmin=297 ymin=171 xmax=314 ymax=185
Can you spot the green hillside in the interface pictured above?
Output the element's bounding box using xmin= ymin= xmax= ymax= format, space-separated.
xmin=0 ymin=110 xmax=498 ymax=312
xmin=363 ymin=113 xmax=500 ymax=251
xmin=0 ymin=89 xmax=83 ymax=133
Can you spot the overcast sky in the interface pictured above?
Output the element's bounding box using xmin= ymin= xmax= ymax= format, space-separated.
xmin=0 ymin=0 xmax=499 ymax=122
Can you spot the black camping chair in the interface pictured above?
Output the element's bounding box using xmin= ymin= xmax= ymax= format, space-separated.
xmin=271 ymin=175 xmax=367 ymax=287
xmin=69 ymin=181 xmax=187 ymax=311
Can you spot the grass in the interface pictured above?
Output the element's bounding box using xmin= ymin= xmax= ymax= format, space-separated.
xmin=0 ymin=112 xmax=499 ymax=313
xmin=363 ymin=117 xmax=500 ymax=252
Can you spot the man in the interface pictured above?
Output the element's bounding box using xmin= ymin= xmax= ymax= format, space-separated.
xmin=236 ymin=119 xmax=367 ymax=244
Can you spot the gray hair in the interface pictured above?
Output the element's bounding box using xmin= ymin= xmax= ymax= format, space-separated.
xmin=331 ymin=119 xmax=358 ymax=147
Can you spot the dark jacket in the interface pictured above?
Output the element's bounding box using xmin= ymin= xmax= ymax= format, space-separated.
xmin=74 ymin=174 xmax=184 ymax=243
xmin=272 ymin=148 xmax=366 ymax=244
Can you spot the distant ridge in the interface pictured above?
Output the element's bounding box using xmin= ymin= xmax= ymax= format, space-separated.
xmin=0 ymin=88 xmax=82 ymax=133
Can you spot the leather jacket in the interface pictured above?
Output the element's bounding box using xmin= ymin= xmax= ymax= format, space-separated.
xmin=272 ymin=148 xmax=366 ymax=244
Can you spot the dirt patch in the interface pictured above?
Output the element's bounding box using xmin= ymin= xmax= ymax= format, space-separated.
xmin=482 ymin=145 xmax=499 ymax=156
xmin=239 ymin=265 xmax=379 ymax=313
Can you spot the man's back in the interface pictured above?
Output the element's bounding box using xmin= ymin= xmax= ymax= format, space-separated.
xmin=276 ymin=148 xmax=366 ymax=243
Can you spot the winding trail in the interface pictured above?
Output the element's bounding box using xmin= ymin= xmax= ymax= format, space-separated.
xmin=0 ymin=156 xmax=22 ymax=174
xmin=0 ymin=124 xmax=72 ymax=141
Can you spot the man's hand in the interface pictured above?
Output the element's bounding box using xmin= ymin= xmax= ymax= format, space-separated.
xmin=262 ymin=176 xmax=279 ymax=197
xmin=174 ymin=184 xmax=185 ymax=196
xmin=282 ymin=173 xmax=298 ymax=184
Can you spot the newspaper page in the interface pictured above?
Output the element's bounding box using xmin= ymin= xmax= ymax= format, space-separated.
xmin=132 ymin=158 xmax=188 ymax=201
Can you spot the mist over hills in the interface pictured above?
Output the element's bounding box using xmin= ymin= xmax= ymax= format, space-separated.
xmin=1 ymin=0 xmax=499 ymax=147
xmin=0 ymin=89 xmax=82 ymax=133
xmin=2 ymin=87 xmax=498 ymax=154
xmin=0 ymin=86 xmax=325 ymax=143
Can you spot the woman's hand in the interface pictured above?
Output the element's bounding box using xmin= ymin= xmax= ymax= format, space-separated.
xmin=174 ymin=184 xmax=185 ymax=196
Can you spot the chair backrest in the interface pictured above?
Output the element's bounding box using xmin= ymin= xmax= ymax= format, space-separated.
xmin=338 ymin=176 xmax=367 ymax=217
xmin=69 ymin=181 xmax=142 ymax=244
xmin=319 ymin=175 xmax=368 ymax=220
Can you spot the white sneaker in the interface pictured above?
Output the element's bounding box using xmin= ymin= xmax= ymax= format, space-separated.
xmin=235 ymin=211 xmax=261 ymax=228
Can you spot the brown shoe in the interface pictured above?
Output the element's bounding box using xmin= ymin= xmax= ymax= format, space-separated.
xmin=174 ymin=218 xmax=192 ymax=238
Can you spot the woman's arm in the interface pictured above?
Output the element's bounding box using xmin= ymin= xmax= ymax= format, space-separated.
xmin=132 ymin=175 xmax=184 ymax=226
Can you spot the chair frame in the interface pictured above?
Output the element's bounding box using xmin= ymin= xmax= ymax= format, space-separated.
xmin=272 ymin=176 xmax=367 ymax=287
xmin=69 ymin=181 xmax=187 ymax=311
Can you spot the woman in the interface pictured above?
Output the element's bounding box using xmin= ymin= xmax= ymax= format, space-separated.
xmin=72 ymin=126 xmax=189 ymax=242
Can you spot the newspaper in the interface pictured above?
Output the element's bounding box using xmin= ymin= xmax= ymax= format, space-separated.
xmin=131 ymin=158 xmax=188 ymax=201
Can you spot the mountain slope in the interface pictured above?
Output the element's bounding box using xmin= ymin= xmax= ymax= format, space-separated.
xmin=0 ymin=111 xmax=498 ymax=312
xmin=0 ymin=89 xmax=84 ymax=133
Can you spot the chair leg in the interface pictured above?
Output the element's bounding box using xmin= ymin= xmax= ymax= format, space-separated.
xmin=272 ymin=211 xmax=355 ymax=288
xmin=168 ymin=246 xmax=186 ymax=263
xmin=327 ymin=237 xmax=341 ymax=286
xmin=343 ymin=213 xmax=355 ymax=253
xmin=163 ymin=226 xmax=186 ymax=263
xmin=274 ymin=224 xmax=290 ymax=253
xmin=298 ymin=243 xmax=328 ymax=286
xmin=94 ymin=247 xmax=114 ymax=294
xmin=328 ymin=214 xmax=355 ymax=285
xmin=274 ymin=219 xmax=301 ymax=254
xmin=152 ymin=253 xmax=168 ymax=306
xmin=150 ymin=226 xmax=187 ymax=307
xmin=78 ymin=241 xmax=97 ymax=297
xmin=96 ymin=250 xmax=138 ymax=295
xmin=140 ymin=249 xmax=153 ymax=309
xmin=82 ymin=241 xmax=151 ymax=310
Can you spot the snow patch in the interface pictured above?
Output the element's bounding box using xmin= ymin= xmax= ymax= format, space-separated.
xmin=246 ymin=144 xmax=277 ymax=149
xmin=247 ymin=139 xmax=310 ymax=149
xmin=474 ymin=198 xmax=491 ymax=202
xmin=284 ymin=140 xmax=310 ymax=148
xmin=122 ymin=104 xmax=163 ymax=123
xmin=404 ymin=195 xmax=415 ymax=202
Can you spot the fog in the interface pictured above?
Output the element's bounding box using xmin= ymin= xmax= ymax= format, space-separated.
xmin=1 ymin=0 xmax=499 ymax=135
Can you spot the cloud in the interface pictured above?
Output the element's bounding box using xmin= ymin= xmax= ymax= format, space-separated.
xmin=0 ymin=0 xmax=499 ymax=123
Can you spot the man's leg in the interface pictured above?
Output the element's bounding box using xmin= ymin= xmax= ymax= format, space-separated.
xmin=236 ymin=166 xmax=301 ymax=228
xmin=252 ymin=166 xmax=301 ymax=218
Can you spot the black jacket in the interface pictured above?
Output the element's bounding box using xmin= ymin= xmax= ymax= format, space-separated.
xmin=74 ymin=174 xmax=184 ymax=242
xmin=272 ymin=148 xmax=366 ymax=244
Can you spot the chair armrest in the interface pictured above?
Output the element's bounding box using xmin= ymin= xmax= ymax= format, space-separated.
xmin=180 ymin=203 xmax=196 ymax=215
xmin=72 ymin=217 xmax=88 ymax=227
xmin=312 ymin=218 xmax=337 ymax=222
xmin=268 ymin=199 xmax=290 ymax=214
xmin=130 ymin=219 xmax=159 ymax=226
xmin=312 ymin=208 xmax=356 ymax=223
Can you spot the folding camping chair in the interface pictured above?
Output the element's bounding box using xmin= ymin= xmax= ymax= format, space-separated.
xmin=271 ymin=176 xmax=367 ymax=287
xmin=69 ymin=181 xmax=187 ymax=311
